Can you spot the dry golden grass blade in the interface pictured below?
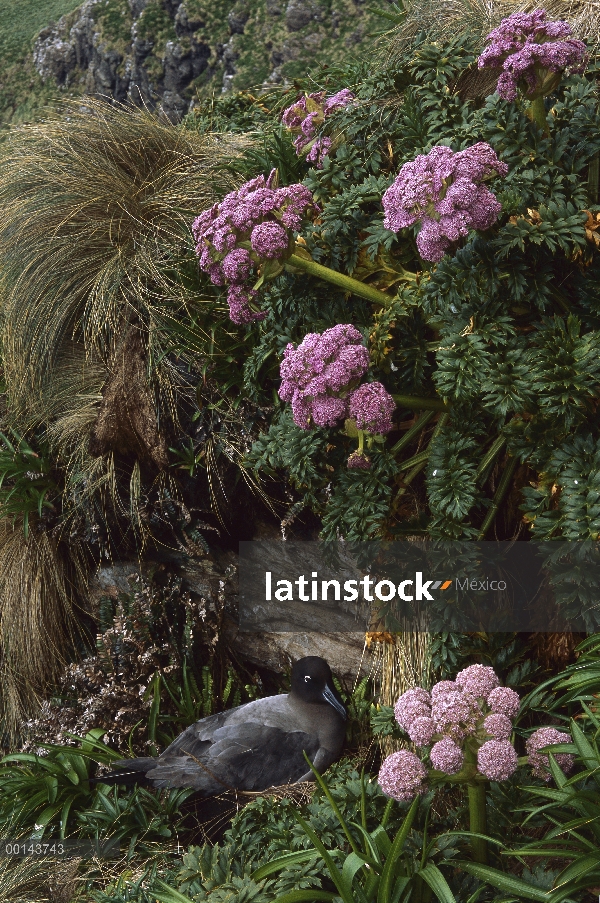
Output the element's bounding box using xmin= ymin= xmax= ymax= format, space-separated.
xmin=518 ymin=0 xmax=600 ymax=45
xmin=0 ymin=517 xmax=89 ymax=741
xmin=379 ymin=0 xmax=517 ymax=66
xmin=0 ymin=856 xmax=56 ymax=903
xmin=370 ymin=628 xmax=431 ymax=757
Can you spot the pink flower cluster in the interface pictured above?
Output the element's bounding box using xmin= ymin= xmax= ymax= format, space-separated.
xmin=279 ymin=324 xmax=395 ymax=433
xmin=526 ymin=727 xmax=575 ymax=781
xmin=478 ymin=9 xmax=587 ymax=102
xmin=192 ymin=171 xmax=317 ymax=324
xmin=378 ymin=666 xmax=522 ymax=801
xmin=347 ymin=451 xmax=372 ymax=470
xmin=378 ymin=750 xmax=428 ymax=801
xmin=281 ymin=89 xmax=355 ymax=167
xmin=382 ymin=143 xmax=508 ymax=262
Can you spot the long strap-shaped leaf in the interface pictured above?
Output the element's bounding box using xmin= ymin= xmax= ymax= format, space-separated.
xmin=151 ymin=880 xmax=196 ymax=903
xmin=293 ymin=812 xmax=359 ymax=903
xmin=550 ymin=851 xmax=600 ymax=895
xmin=301 ymin=751 xmax=362 ymax=857
xmin=251 ymin=849 xmax=320 ymax=881
xmin=457 ymin=861 xmax=550 ymax=901
xmin=265 ymin=893 xmax=339 ymax=903
xmin=377 ymin=796 xmax=419 ymax=903
xmin=419 ymin=864 xmax=457 ymax=903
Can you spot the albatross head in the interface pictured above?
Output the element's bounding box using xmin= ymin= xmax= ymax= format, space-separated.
xmin=291 ymin=656 xmax=347 ymax=720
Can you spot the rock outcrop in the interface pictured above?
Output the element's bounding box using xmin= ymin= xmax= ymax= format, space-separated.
xmin=33 ymin=0 xmax=212 ymax=121
xmin=31 ymin=0 xmax=392 ymax=118
xmin=90 ymin=551 xmax=371 ymax=684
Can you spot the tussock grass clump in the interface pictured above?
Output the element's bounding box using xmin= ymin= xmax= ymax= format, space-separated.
xmin=0 ymin=98 xmax=247 ymax=428
xmin=0 ymin=517 xmax=88 ymax=742
xmin=379 ymin=0 xmax=600 ymax=68
xmin=0 ymin=99 xmax=250 ymax=738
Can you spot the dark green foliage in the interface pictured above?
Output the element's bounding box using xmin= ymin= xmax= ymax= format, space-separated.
xmin=0 ymin=429 xmax=58 ymax=537
xmin=320 ymin=450 xmax=399 ymax=541
xmin=0 ymin=730 xmax=121 ymax=839
xmin=469 ymin=708 xmax=600 ymax=902
xmin=195 ymin=28 xmax=600 ymax=558
xmin=77 ymin=785 xmax=193 ymax=859
xmin=144 ymin=761 xmax=468 ymax=903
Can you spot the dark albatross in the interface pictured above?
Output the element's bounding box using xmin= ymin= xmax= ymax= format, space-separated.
xmin=95 ymin=656 xmax=346 ymax=793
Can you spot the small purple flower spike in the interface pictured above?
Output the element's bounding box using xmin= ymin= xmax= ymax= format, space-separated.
xmin=430 ymin=737 xmax=464 ymax=774
xmin=349 ymin=382 xmax=396 ymax=434
xmin=477 ymin=739 xmax=518 ymax=780
xmin=487 ymin=686 xmax=520 ymax=718
xmin=431 ymin=685 xmax=475 ymax=740
xmin=192 ymin=171 xmax=316 ymax=324
xmin=281 ymin=89 xmax=355 ymax=165
xmin=483 ymin=713 xmax=513 ymax=740
xmin=408 ymin=716 xmax=436 ymax=747
xmin=455 ymin=664 xmax=500 ymax=700
xmin=250 ymin=222 xmax=289 ymax=259
xmin=279 ymin=324 xmax=370 ymax=430
xmin=347 ymin=451 xmax=372 ymax=470
xmin=394 ymin=687 xmax=432 ymax=732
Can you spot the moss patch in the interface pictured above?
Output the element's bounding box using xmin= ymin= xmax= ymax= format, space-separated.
xmin=94 ymin=0 xmax=133 ymax=47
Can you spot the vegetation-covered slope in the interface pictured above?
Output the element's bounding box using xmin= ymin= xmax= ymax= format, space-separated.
xmin=0 ymin=0 xmax=391 ymax=131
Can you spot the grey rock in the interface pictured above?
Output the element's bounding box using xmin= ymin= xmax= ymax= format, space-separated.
xmin=331 ymin=9 xmax=340 ymax=37
xmin=264 ymin=66 xmax=284 ymax=85
xmin=132 ymin=36 xmax=154 ymax=64
xmin=163 ymin=0 xmax=183 ymax=17
xmin=280 ymin=39 xmax=300 ymax=62
xmin=345 ymin=25 xmax=365 ymax=46
xmin=304 ymin=31 xmax=322 ymax=51
xmin=33 ymin=28 xmax=77 ymax=85
xmin=129 ymin=0 xmax=150 ymax=17
xmin=228 ymin=2 xmax=250 ymax=34
xmin=163 ymin=41 xmax=192 ymax=93
xmin=175 ymin=4 xmax=203 ymax=34
xmin=285 ymin=0 xmax=314 ymax=31
xmin=266 ymin=0 xmax=282 ymax=15
xmin=222 ymin=72 xmax=236 ymax=93
xmin=32 ymin=0 xmax=211 ymax=122
xmin=159 ymin=90 xmax=188 ymax=121
xmin=89 ymin=553 xmax=369 ymax=685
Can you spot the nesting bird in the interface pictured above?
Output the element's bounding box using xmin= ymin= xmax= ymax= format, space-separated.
xmin=96 ymin=656 xmax=346 ymax=794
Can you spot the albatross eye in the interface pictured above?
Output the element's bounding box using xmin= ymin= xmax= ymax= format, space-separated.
xmin=304 ymin=675 xmax=311 ymax=682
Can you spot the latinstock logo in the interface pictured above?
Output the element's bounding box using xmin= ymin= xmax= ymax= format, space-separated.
xmin=265 ymin=571 xmax=454 ymax=602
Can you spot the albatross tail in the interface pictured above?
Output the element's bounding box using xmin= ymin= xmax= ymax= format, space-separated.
xmin=89 ymin=757 xmax=155 ymax=786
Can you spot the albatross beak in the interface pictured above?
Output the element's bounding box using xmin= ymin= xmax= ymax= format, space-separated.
xmin=322 ymin=685 xmax=347 ymax=720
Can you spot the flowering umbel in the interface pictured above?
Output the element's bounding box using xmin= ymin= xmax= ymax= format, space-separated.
xmin=378 ymin=750 xmax=428 ymax=801
xmin=478 ymin=9 xmax=587 ymax=102
xmin=378 ymin=665 xmax=577 ymax=803
xmin=281 ymin=89 xmax=356 ymax=168
xmin=279 ymin=324 xmax=396 ymax=436
xmin=382 ymin=143 xmax=508 ymax=262
xmin=192 ymin=171 xmax=317 ymax=324
xmin=378 ymin=666 xmax=520 ymax=801
xmin=526 ymin=727 xmax=575 ymax=780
